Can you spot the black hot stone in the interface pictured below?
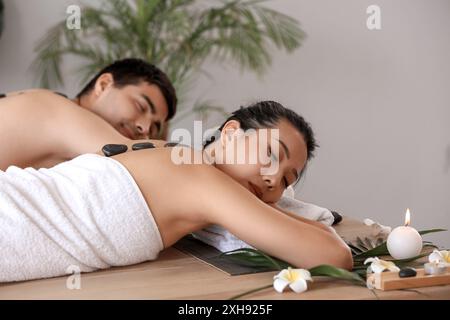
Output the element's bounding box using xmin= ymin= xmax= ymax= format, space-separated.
xmin=0 ymin=93 xmax=6 ymax=99
xmin=331 ymin=211 xmax=343 ymax=225
xmin=399 ymin=267 xmax=417 ymax=278
xmin=132 ymin=142 xmax=155 ymax=151
xmin=102 ymin=144 xmax=128 ymax=157
xmin=164 ymin=142 xmax=180 ymax=147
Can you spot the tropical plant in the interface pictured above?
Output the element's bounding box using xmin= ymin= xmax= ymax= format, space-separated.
xmin=221 ymin=228 xmax=447 ymax=299
xmin=32 ymin=0 xmax=305 ymax=124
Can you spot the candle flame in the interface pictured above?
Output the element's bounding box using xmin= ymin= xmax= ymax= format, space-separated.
xmin=404 ymin=208 xmax=411 ymax=226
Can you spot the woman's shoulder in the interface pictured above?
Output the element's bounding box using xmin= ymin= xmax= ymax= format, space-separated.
xmin=115 ymin=146 xmax=237 ymax=195
xmin=113 ymin=147 xmax=241 ymax=225
xmin=157 ymin=145 xmax=220 ymax=174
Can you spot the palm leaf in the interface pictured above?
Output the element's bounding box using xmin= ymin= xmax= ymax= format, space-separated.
xmin=388 ymin=253 xmax=430 ymax=266
xmin=309 ymin=265 xmax=365 ymax=285
xmin=32 ymin=0 xmax=305 ymax=120
xmin=419 ymin=229 xmax=447 ymax=236
xmin=352 ymin=241 xmax=389 ymax=259
xmin=221 ymin=249 xmax=365 ymax=285
xmin=220 ymin=248 xmax=289 ymax=270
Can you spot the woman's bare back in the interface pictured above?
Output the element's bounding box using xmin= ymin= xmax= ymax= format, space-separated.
xmin=112 ymin=147 xmax=213 ymax=248
xmin=112 ymin=147 xmax=353 ymax=270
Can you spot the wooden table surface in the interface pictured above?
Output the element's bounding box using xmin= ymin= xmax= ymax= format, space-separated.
xmin=1 ymin=217 xmax=449 ymax=300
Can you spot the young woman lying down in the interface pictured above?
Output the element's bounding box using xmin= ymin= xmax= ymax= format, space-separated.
xmin=0 ymin=101 xmax=353 ymax=282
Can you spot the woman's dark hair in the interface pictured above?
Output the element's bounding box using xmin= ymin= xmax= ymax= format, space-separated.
xmin=204 ymin=101 xmax=318 ymax=161
xmin=76 ymin=58 xmax=177 ymax=120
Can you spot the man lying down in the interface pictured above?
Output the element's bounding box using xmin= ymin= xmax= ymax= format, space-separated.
xmin=0 ymin=59 xmax=177 ymax=171
xmin=0 ymin=101 xmax=353 ymax=282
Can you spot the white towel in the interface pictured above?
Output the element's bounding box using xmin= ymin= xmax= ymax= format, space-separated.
xmin=0 ymin=154 xmax=163 ymax=283
xmin=192 ymin=186 xmax=335 ymax=252
xmin=363 ymin=218 xmax=392 ymax=237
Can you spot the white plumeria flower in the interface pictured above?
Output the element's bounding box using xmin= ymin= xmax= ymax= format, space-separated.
xmin=364 ymin=257 xmax=400 ymax=274
xmin=273 ymin=267 xmax=312 ymax=293
xmin=428 ymin=249 xmax=450 ymax=266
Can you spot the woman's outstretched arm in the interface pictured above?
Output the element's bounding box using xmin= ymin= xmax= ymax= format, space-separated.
xmin=267 ymin=203 xmax=334 ymax=234
xmin=197 ymin=166 xmax=353 ymax=270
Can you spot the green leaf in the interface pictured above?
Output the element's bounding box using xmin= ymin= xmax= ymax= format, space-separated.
xmin=352 ymin=242 xmax=389 ymax=259
xmin=228 ymin=264 xmax=366 ymax=299
xmin=228 ymin=284 xmax=273 ymax=300
xmin=221 ymin=249 xmax=365 ymax=287
xmin=309 ymin=265 xmax=365 ymax=285
xmin=387 ymin=253 xmax=429 ymax=265
xmin=221 ymin=248 xmax=289 ymax=270
xmin=418 ymin=229 xmax=447 ymax=236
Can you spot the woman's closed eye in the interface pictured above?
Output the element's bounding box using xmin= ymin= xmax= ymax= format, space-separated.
xmin=267 ymin=145 xmax=278 ymax=161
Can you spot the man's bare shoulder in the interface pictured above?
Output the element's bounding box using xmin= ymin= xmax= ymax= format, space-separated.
xmin=0 ymin=88 xmax=79 ymax=114
xmin=1 ymin=88 xmax=126 ymax=161
xmin=3 ymin=88 xmax=62 ymax=99
xmin=2 ymin=88 xmax=50 ymax=97
xmin=22 ymin=89 xmax=76 ymax=106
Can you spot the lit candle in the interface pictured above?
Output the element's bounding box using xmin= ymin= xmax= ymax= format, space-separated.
xmin=424 ymin=260 xmax=447 ymax=275
xmin=387 ymin=208 xmax=423 ymax=260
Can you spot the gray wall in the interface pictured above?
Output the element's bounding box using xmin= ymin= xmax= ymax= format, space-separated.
xmin=0 ymin=0 xmax=449 ymax=247
xmin=0 ymin=0 xmax=80 ymax=92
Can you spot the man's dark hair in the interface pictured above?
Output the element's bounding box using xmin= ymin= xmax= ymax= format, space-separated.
xmin=76 ymin=58 xmax=177 ymax=120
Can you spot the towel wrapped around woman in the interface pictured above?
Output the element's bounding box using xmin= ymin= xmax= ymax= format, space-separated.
xmin=0 ymin=154 xmax=164 ymax=283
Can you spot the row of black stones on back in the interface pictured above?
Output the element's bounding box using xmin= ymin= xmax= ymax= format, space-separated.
xmin=102 ymin=142 xmax=180 ymax=157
